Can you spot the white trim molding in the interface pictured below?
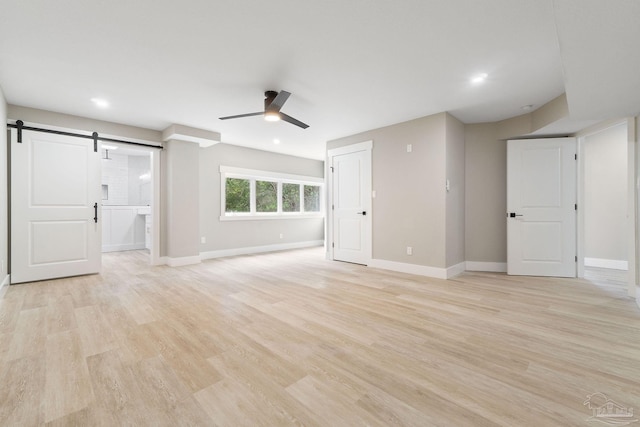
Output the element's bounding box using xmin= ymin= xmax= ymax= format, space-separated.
xmin=584 ymin=258 xmax=629 ymax=271
xmin=465 ymin=262 xmax=508 ymax=273
xmin=201 ymin=240 xmax=324 ymax=261
xmin=165 ymin=255 xmax=202 ymax=267
xmin=446 ymin=262 xmax=467 ymax=278
xmin=0 ymin=274 xmax=10 ymax=298
xmin=368 ymin=259 xmax=448 ymax=280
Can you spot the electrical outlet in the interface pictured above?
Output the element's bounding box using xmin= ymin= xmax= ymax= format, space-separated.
xmin=201 ymin=237 xmax=206 ymax=244
xmin=406 ymin=144 xmax=412 ymax=153
xmin=406 ymin=246 xmax=413 ymax=255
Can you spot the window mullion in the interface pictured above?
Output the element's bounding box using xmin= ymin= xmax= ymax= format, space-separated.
xmin=299 ymin=184 xmax=304 ymax=213
xmin=277 ymin=181 xmax=283 ymax=213
xmin=250 ymin=179 xmax=256 ymax=214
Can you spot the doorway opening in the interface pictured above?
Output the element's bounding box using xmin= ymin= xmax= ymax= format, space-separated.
xmin=579 ymin=122 xmax=628 ymax=283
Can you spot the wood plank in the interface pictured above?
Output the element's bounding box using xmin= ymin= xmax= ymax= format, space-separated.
xmin=0 ymin=248 xmax=638 ymax=426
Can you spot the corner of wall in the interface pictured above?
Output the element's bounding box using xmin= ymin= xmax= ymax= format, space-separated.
xmin=0 ymin=85 xmax=8 ymax=288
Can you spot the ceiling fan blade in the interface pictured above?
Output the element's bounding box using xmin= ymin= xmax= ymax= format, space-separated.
xmin=280 ymin=112 xmax=309 ymax=129
xmin=219 ymin=112 xmax=263 ymax=120
xmin=267 ymin=91 xmax=291 ymax=112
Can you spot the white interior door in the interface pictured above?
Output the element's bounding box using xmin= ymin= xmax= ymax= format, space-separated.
xmin=507 ymin=137 xmax=576 ymax=277
xmin=330 ymin=142 xmax=372 ymax=265
xmin=11 ymin=129 xmax=101 ymax=283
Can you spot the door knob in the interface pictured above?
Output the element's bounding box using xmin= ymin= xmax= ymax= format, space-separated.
xmin=508 ymin=212 xmax=523 ymax=218
xmin=357 ymin=211 xmax=367 ymax=216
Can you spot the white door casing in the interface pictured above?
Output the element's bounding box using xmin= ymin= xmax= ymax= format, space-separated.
xmin=507 ymin=137 xmax=577 ymax=277
xmin=11 ymin=129 xmax=102 ymax=283
xmin=328 ymin=141 xmax=372 ymax=265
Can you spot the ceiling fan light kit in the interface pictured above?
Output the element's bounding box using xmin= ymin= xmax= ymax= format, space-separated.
xmin=219 ymin=90 xmax=309 ymax=129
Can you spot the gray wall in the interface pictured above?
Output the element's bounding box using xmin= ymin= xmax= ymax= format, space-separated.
xmin=0 ymin=87 xmax=7 ymax=285
xmin=327 ymin=113 xmax=452 ymax=268
xmin=584 ymin=123 xmax=628 ymax=261
xmin=199 ymin=143 xmax=324 ymax=253
xmin=464 ymin=123 xmax=507 ymax=263
xmin=165 ymin=140 xmax=200 ymax=259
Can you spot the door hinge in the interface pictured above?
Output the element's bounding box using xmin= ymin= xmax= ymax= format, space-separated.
xmin=330 ymin=166 xmax=334 ymax=172
xmin=575 ymin=255 xmax=578 ymax=262
xmin=16 ymin=120 xmax=24 ymax=143
xmin=332 ymin=205 xmax=334 ymax=210
xmin=332 ymin=242 xmax=334 ymax=248
xmin=575 ymin=153 xmax=577 ymax=160
xmin=575 ymin=203 xmax=577 ymax=211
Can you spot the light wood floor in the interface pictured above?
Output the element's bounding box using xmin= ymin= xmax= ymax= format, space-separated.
xmin=1 ymin=248 xmax=639 ymax=426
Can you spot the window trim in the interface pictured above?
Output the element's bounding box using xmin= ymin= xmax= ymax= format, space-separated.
xmin=220 ymin=166 xmax=324 ymax=221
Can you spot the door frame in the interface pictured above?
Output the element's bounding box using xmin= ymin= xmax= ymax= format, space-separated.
xmin=98 ymin=140 xmax=162 ymax=266
xmin=576 ymin=118 xmax=637 ymax=299
xmin=327 ymin=140 xmax=373 ymax=264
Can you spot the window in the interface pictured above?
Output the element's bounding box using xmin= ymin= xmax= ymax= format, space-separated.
xmin=282 ymin=183 xmax=300 ymax=212
xmin=256 ymin=180 xmax=277 ymax=212
xmin=225 ymin=178 xmax=250 ymax=212
xmin=220 ymin=166 xmax=323 ymax=220
xmin=304 ymin=185 xmax=321 ymax=212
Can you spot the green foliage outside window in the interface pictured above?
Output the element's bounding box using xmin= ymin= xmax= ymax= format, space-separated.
xmin=304 ymin=185 xmax=320 ymax=212
xmin=282 ymin=183 xmax=300 ymax=212
xmin=225 ymin=178 xmax=250 ymax=212
xmin=256 ymin=180 xmax=277 ymax=212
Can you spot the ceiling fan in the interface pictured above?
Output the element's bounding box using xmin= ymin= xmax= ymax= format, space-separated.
xmin=219 ymin=90 xmax=309 ymax=129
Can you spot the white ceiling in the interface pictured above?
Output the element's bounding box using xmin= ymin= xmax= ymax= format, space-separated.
xmin=1 ymin=0 xmax=638 ymax=160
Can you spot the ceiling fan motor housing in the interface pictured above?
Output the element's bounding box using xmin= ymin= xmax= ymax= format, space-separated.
xmin=265 ymin=91 xmax=278 ymax=109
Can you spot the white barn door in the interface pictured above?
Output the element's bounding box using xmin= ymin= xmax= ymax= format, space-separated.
xmin=11 ymin=129 xmax=102 ymax=283
xmin=507 ymin=137 xmax=576 ymax=277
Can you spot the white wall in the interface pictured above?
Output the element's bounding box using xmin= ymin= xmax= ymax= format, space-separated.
xmin=102 ymin=152 xmax=151 ymax=206
xmin=583 ymin=123 xmax=628 ymax=267
xmin=0 ymin=87 xmax=8 ymax=289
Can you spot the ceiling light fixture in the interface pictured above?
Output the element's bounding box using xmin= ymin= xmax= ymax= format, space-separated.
xmin=91 ymin=97 xmax=109 ymax=108
xmin=273 ymin=139 xmax=280 ymax=145
xmin=521 ymin=104 xmax=534 ymax=111
xmin=264 ymin=111 xmax=280 ymax=122
xmin=471 ymin=73 xmax=488 ymax=84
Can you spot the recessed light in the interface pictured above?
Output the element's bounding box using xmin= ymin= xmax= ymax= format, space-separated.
xmin=471 ymin=73 xmax=488 ymax=84
xmin=91 ymin=98 xmax=109 ymax=108
xmin=273 ymin=139 xmax=281 ymax=145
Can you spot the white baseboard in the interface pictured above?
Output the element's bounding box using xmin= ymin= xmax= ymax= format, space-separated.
xmin=368 ymin=259 xmax=448 ymax=280
xmin=0 ymin=274 xmax=10 ymax=297
xmin=446 ymin=262 xmax=466 ymax=278
xmin=584 ymin=258 xmax=628 ymax=271
xmin=465 ymin=261 xmax=508 ymax=273
xmin=166 ymin=255 xmax=201 ymax=267
xmin=200 ymin=240 xmax=324 ymax=261
xmin=367 ymin=259 xmax=509 ymax=278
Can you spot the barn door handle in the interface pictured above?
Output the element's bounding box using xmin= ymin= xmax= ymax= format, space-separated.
xmin=94 ymin=203 xmax=98 ymax=223
xmin=357 ymin=211 xmax=367 ymax=216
